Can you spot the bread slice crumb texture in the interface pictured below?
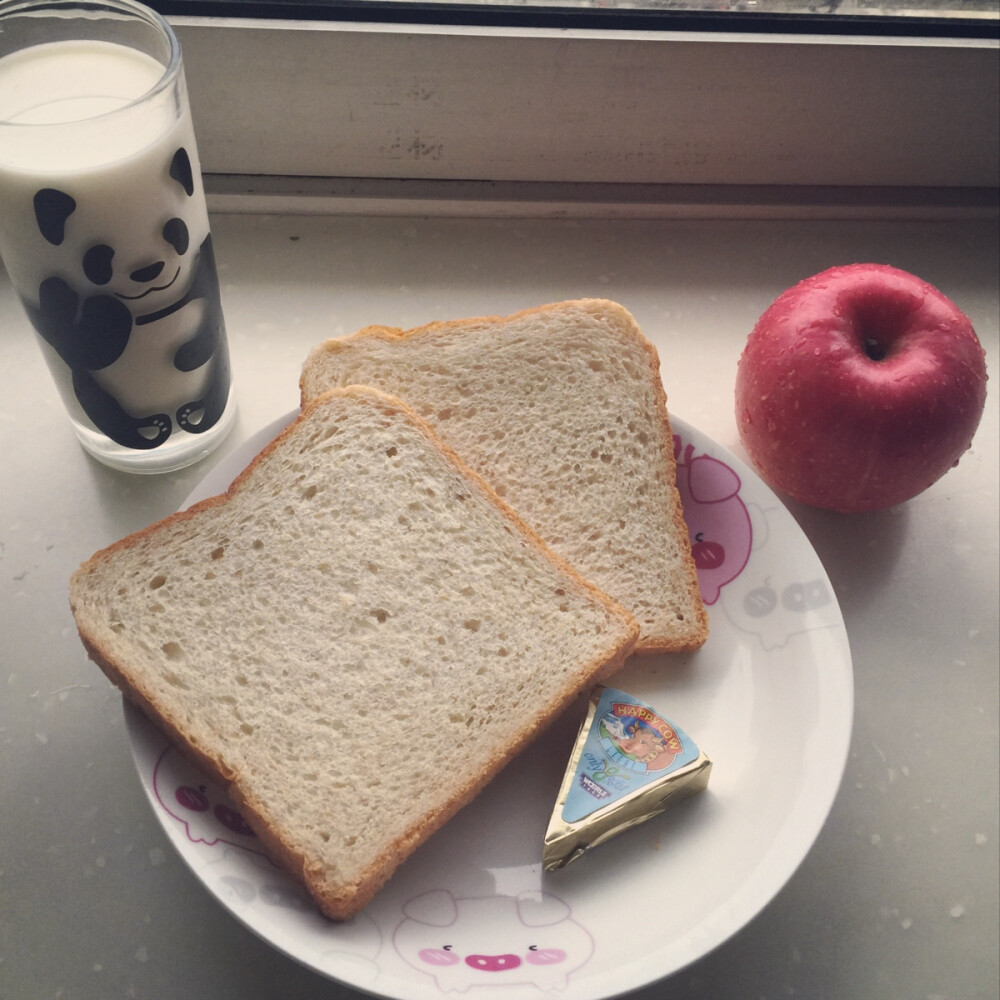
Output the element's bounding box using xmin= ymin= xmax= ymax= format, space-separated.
xmin=71 ymin=387 xmax=637 ymax=918
xmin=300 ymin=299 xmax=707 ymax=652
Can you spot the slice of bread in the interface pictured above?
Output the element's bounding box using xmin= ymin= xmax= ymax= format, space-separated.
xmin=301 ymin=299 xmax=707 ymax=653
xmin=70 ymin=386 xmax=638 ymax=920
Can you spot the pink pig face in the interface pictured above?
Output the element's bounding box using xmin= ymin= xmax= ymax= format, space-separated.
xmin=393 ymin=890 xmax=593 ymax=992
xmin=152 ymin=745 xmax=264 ymax=855
xmin=674 ymin=438 xmax=753 ymax=605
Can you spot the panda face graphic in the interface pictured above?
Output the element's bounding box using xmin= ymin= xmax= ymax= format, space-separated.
xmin=84 ymin=215 xmax=186 ymax=294
xmin=73 ymin=215 xmax=188 ymax=316
xmin=33 ymin=147 xmax=205 ymax=324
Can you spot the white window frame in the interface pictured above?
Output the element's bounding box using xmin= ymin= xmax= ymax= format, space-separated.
xmin=171 ymin=17 xmax=999 ymax=216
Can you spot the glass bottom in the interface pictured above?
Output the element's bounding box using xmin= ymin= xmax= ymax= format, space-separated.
xmin=72 ymin=389 xmax=237 ymax=474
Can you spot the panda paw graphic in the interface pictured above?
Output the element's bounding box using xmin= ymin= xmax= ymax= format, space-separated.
xmin=176 ymin=377 xmax=227 ymax=434
xmin=110 ymin=412 xmax=172 ymax=449
xmin=176 ymin=400 xmax=207 ymax=433
xmin=133 ymin=413 xmax=173 ymax=448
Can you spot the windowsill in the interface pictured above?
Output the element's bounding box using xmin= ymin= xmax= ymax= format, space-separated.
xmin=204 ymin=174 xmax=1000 ymax=220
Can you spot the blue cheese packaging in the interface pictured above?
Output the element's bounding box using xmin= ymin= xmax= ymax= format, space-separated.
xmin=543 ymin=685 xmax=712 ymax=870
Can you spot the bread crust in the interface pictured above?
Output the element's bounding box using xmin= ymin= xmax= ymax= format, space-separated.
xmin=71 ymin=386 xmax=638 ymax=920
xmin=300 ymin=299 xmax=708 ymax=653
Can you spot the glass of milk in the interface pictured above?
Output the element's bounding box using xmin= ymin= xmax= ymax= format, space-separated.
xmin=0 ymin=0 xmax=236 ymax=473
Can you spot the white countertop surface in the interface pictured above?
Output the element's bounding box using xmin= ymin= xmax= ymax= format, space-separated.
xmin=2 ymin=210 xmax=997 ymax=999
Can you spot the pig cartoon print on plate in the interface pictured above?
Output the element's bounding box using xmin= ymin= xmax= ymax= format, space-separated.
xmin=674 ymin=437 xmax=752 ymax=605
xmin=720 ymin=503 xmax=841 ymax=651
xmin=674 ymin=435 xmax=839 ymax=649
xmin=205 ymin=849 xmax=384 ymax=986
xmin=394 ymin=890 xmax=594 ymax=992
xmin=152 ymin=743 xmax=270 ymax=861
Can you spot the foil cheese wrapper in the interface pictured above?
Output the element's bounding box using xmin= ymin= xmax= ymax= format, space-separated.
xmin=543 ymin=685 xmax=711 ymax=870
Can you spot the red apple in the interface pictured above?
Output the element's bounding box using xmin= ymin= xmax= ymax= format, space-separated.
xmin=735 ymin=264 xmax=988 ymax=513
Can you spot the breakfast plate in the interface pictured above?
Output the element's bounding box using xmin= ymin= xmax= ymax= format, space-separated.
xmin=124 ymin=411 xmax=853 ymax=999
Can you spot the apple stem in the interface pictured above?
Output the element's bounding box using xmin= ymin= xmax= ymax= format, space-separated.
xmin=864 ymin=337 xmax=887 ymax=361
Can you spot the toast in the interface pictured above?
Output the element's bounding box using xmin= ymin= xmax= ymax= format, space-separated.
xmin=301 ymin=299 xmax=707 ymax=653
xmin=70 ymin=386 xmax=639 ymax=919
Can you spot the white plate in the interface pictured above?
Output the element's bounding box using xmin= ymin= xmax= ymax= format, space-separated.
xmin=124 ymin=412 xmax=853 ymax=999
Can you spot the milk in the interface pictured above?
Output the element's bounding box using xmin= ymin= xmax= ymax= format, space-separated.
xmin=0 ymin=37 xmax=234 ymax=472
xmin=0 ymin=39 xmax=166 ymax=133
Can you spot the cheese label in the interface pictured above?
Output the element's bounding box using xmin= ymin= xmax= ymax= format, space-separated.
xmin=561 ymin=687 xmax=702 ymax=823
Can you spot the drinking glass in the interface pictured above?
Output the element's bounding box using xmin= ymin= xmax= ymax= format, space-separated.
xmin=0 ymin=0 xmax=235 ymax=472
